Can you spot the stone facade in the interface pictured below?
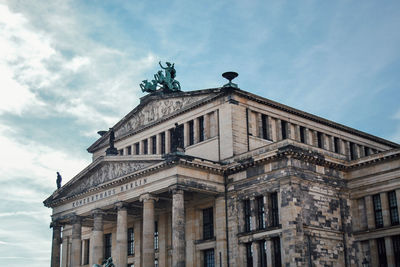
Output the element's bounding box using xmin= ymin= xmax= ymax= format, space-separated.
xmin=44 ymin=86 xmax=400 ymax=267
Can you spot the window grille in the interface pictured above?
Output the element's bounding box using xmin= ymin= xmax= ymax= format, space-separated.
xmin=377 ymin=238 xmax=388 ymax=267
xmin=127 ymin=228 xmax=134 ymax=255
xmin=393 ymin=235 xmax=400 ymax=267
xmin=256 ymin=196 xmax=265 ymax=229
xmin=272 ymin=237 xmax=282 ymax=267
xmin=189 ymin=120 xmax=194 ymax=145
xmin=373 ymin=194 xmax=384 ymax=228
xmin=388 ymin=191 xmax=399 ymax=225
xmin=244 ymin=199 xmax=252 ymax=232
xmin=260 ymin=240 xmax=267 ymax=267
xmin=246 ymin=243 xmax=253 ymax=267
xmin=271 ymin=193 xmax=279 ymax=228
xmin=104 ymin=233 xmax=112 ymax=260
xmin=199 ymin=116 xmax=204 ymax=142
xmin=203 ymin=249 xmax=214 ymax=267
xmin=154 ymin=221 xmax=159 ymax=250
xmin=203 ymin=207 xmax=214 ymax=240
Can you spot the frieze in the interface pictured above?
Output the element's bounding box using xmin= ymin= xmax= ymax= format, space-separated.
xmin=72 ymin=177 xmax=147 ymax=208
xmin=65 ymin=161 xmax=151 ymax=198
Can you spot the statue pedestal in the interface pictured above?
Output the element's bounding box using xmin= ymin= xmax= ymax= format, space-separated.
xmin=106 ymin=147 xmax=118 ymax=155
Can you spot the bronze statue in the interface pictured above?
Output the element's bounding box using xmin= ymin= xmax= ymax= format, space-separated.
xmin=140 ymin=61 xmax=181 ymax=93
xmin=106 ymin=128 xmax=118 ymax=155
xmin=92 ymin=257 xmax=115 ymax=267
xmin=56 ymin=172 xmax=62 ymax=189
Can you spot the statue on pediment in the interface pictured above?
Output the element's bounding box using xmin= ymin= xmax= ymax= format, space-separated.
xmin=140 ymin=61 xmax=181 ymax=93
xmin=106 ymin=128 xmax=118 ymax=155
xmin=56 ymin=172 xmax=62 ymax=189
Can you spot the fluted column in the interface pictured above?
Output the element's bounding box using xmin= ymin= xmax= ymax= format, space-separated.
xmin=116 ymin=202 xmax=128 ymax=267
xmin=91 ymin=209 xmax=105 ymax=265
xmin=50 ymin=221 xmax=61 ymax=267
xmin=140 ymin=193 xmax=158 ymax=267
xmin=71 ymin=216 xmax=82 ymax=267
xmin=172 ymin=188 xmax=185 ymax=267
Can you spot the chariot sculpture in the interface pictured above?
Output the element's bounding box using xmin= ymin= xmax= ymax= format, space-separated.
xmin=140 ymin=61 xmax=181 ymax=93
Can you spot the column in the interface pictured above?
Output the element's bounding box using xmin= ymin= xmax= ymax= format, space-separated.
xmin=91 ymin=209 xmax=105 ymax=265
xmin=381 ymin=192 xmax=391 ymax=227
xmin=61 ymin=235 xmax=69 ymax=267
xmin=209 ymin=110 xmax=217 ymax=138
xmin=140 ymin=193 xmax=158 ymax=267
xmin=51 ymin=221 xmax=61 ymax=267
xmin=215 ymin=196 xmax=227 ymax=267
xmin=276 ymin=119 xmax=282 ymax=141
xmin=252 ymin=242 xmax=260 ymax=267
xmin=365 ymin=196 xmax=376 ymax=229
xmin=184 ymin=122 xmax=190 ymax=148
xmin=71 ymin=216 xmax=82 ymax=267
xmin=172 ymin=188 xmax=185 ymax=267
xmin=264 ymin=194 xmax=270 ymax=229
xmin=115 ymin=202 xmax=128 ymax=267
xmin=385 ymin=236 xmax=395 ymax=266
xmin=166 ymin=130 xmax=171 ymax=153
xmin=193 ymin=118 xmax=199 ymax=144
xmin=204 ymin=113 xmax=210 ymax=140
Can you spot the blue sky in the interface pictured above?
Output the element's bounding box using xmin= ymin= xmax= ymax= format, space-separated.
xmin=0 ymin=0 xmax=399 ymax=266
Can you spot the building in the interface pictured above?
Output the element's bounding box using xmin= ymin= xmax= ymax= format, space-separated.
xmin=44 ymin=75 xmax=400 ymax=267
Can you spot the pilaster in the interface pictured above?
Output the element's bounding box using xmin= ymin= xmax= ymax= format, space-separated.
xmin=365 ymin=196 xmax=376 ymax=229
xmin=140 ymin=193 xmax=158 ymax=267
xmin=71 ymin=216 xmax=82 ymax=267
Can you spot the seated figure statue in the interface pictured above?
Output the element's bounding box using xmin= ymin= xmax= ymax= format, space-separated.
xmin=93 ymin=257 xmax=115 ymax=267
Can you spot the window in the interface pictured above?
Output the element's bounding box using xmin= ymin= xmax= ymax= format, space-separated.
xmin=377 ymin=237 xmax=388 ymax=267
xmin=244 ymin=199 xmax=252 ymax=232
xmin=161 ymin=132 xmax=165 ymax=154
xmin=300 ymin=126 xmax=306 ymax=144
xmin=281 ymin=120 xmax=287 ymax=140
xmin=364 ymin=146 xmax=370 ymax=156
xmin=350 ymin=142 xmax=356 ymax=160
xmin=155 ymin=259 xmax=159 ymax=267
xmin=189 ymin=120 xmax=194 ymax=145
xmin=135 ymin=143 xmax=139 ymax=155
xmin=246 ymin=243 xmax=253 ymax=267
xmin=154 ymin=221 xmax=159 ymax=250
xmin=388 ymin=191 xmax=399 ymax=225
xmin=127 ymin=264 xmax=134 ymax=267
xmin=204 ymin=249 xmax=214 ymax=267
xmin=393 ymin=235 xmax=400 ymax=267
xmin=271 ymin=193 xmax=279 ymax=228
xmin=334 ymin=137 xmax=340 ymax=153
xmin=203 ymin=207 xmax=214 ymax=240
xmin=317 ymin=132 xmax=323 ymax=149
xmin=373 ymin=194 xmax=384 ymax=228
xmin=199 ymin=116 xmax=205 ymax=142
xmin=143 ymin=139 xmax=148 ymax=155
xmin=256 ymin=196 xmax=265 ymax=230
xmin=260 ymin=241 xmax=267 ymax=267
xmin=127 ymin=146 xmax=132 ymax=155
xmin=272 ymin=237 xmax=282 ymax=267
xmin=128 ymin=227 xmax=134 ymax=256
xmin=261 ymin=114 xmax=269 ymax=140
xmin=83 ymin=239 xmax=90 ymax=265
xmin=151 ymin=136 xmax=157 ymax=154
xmin=104 ymin=233 xmax=112 ymax=260
xmin=119 ymin=149 xmax=124 ymax=155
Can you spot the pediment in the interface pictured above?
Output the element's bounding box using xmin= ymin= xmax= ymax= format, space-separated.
xmin=89 ymin=89 xmax=222 ymax=152
xmin=56 ymin=158 xmax=160 ymax=200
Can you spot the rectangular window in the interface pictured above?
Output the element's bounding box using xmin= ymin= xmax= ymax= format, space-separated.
xmin=246 ymin=243 xmax=253 ymax=267
xmin=204 ymin=249 xmax=215 ymax=267
xmin=135 ymin=143 xmax=139 ymax=155
xmin=154 ymin=221 xmax=159 ymax=250
xmin=373 ymin=194 xmax=384 ymax=228
xmin=199 ymin=116 xmax=205 ymax=142
xmin=104 ymin=233 xmax=112 ymax=260
xmin=161 ymin=132 xmax=166 ymax=154
xmin=155 ymin=259 xmax=159 ymax=267
xmin=272 ymin=237 xmax=282 ymax=267
xmin=364 ymin=146 xmax=370 ymax=156
xmin=388 ymin=191 xmax=399 ymax=225
xmin=244 ymin=199 xmax=252 ymax=232
xmin=176 ymin=124 xmax=184 ymax=149
xmin=271 ymin=193 xmax=279 ymax=228
xmin=260 ymin=240 xmax=267 ymax=267
xmin=317 ymin=132 xmax=323 ymax=149
xmin=393 ymin=235 xmax=400 ymax=267
xmin=189 ymin=120 xmax=194 ymax=145
xmin=261 ymin=114 xmax=269 ymax=140
xmin=377 ymin=237 xmax=388 ymax=267
xmin=143 ymin=139 xmax=148 ymax=155
xmin=281 ymin=120 xmax=287 ymax=140
xmin=300 ymin=126 xmax=306 ymax=143
xmin=203 ymin=207 xmax=214 ymax=240
xmin=127 ymin=146 xmax=132 ymax=155
xmin=83 ymin=239 xmax=90 ymax=265
xmin=256 ymin=196 xmax=265 ymax=230
xmin=151 ymin=136 xmax=157 ymax=154
xmin=350 ymin=142 xmax=356 ymax=160
xmin=334 ymin=137 xmax=340 ymax=153
xmin=119 ymin=149 xmax=123 ymax=155
xmin=128 ymin=227 xmax=134 ymax=256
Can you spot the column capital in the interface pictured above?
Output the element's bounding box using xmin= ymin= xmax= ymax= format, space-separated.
xmin=139 ymin=193 xmax=158 ymax=202
xmin=169 ymin=185 xmax=185 ymax=195
xmin=114 ymin=201 xmax=129 ymax=211
xmin=50 ymin=220 xmax=62 ymax=229
xmin=92 ymin=208 xmax=106 ymax=217
xmin=70 ymin=214 xmax=82 ymax=225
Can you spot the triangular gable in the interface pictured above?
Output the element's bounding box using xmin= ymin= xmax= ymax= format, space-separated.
xmin=88 ymin=88 xmax=223 ymax=152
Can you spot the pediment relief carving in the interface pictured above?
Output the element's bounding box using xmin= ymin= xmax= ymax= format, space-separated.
xmin=115 ymin=95 xmax=209 ymax=138
xmin=65 ymin=161 xmax=153 ymax=198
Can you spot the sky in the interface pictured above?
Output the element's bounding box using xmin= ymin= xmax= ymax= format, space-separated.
xmin=0 ymin=0 xmax=399 ymax=266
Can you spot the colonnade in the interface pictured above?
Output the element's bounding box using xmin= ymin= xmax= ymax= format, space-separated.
xmin=50 ymin=189 xmax=187 ymax=267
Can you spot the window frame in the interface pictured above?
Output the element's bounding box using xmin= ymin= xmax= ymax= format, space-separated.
xmin=202 ymin=207 xmax=214 ymax=240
